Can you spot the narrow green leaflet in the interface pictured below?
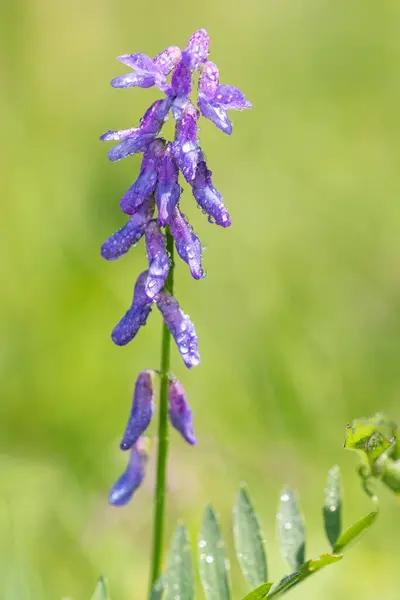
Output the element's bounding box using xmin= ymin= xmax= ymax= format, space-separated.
xmin=91 ymin=577 xmax=110 ymax=600
xmin=300 ymin=553 xmax=343 ymax=577
xmin=323 ymin=466 xmax=342 ymax=548
xmin=266 ymin=572 xmax=302 ymax=598
xmin=165 ymin=524 xmax=194 ymax=600
xmin=333 ymin=511 xmax=378 ymax=553
xmin=199 ymin=505 xmax=231 ymax=600
xmin=241 ymin=582 xmax=273 ymax=600
xmin=233 ymin=486 xmax=268 ymax=588
xmin=276 ymin=488 xmax=305 ymax=571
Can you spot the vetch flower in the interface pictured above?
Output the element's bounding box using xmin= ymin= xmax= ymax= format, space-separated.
xmin=120 ymin=370 xmax=155 ymax=450
xmin=198 ymin=61 xmax=251 ymax=135
xmin=157 ymin=290 xmax=200 ymax=368
xmin=155 ymin=144 xmax=181 ymax=227
xmin=112 ymin=271 xmax=152 ymax=346
xmin=172 ymin=102 xmax=199 ymax=183
xmin=169 ymin=207 xmax=204 ymax=280
xmin=182 ymin=28 xmax=210 ymax=72
xmin=168 ymin=377 xmax=196 ymax=445
xmin=109 ymin=437 xmax=149 ymax=506
xmin=101 ymin=98 xmax=171 ymax=161
xmin=101 ymin=196 xmax=155 ymax=260
xmin=145 ymin=220 xmax=170 ymax=300
xmin=191 ymin=153 xmax=231 ymax=227
xmin=120 ymin=139 xmax=165 ymax=215
xmin=111 ymin=46 xmax=181 ymax=91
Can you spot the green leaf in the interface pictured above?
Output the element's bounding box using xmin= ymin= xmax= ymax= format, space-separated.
xmin=276 ymin=488 xmax=305 ymax=571
xmin=266 ymin=573 xmax=302 ymax=598
xmin=91 ymin=577 xmax=110 ymax=600
xmin=233 ymin=486 xmax=268 ymax=588
xmin=381 ymin=457 xmax=400 ymax=495
xmin=300 ymin=553 xmax=343 ymax=577
xmin=323 ymin=466 xmax=342 ymax=548
xmin=150 ymin=575 xmax=164 ymax=600
xmin=344 ymin=413 xmax=396 ymax=468
xmin=333 ymin=511 xmax=378 ymax=553
xmin=199 ymin=505 xmax=231 ymax=600
xmin=165 ymin=524 xmax=194 ymax=600
xmin=241 ymin=582 xmax=273 ymax=600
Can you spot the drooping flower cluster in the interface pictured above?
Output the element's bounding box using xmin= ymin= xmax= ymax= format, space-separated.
xmin=101 ymin=29 xmax=251 ymax=505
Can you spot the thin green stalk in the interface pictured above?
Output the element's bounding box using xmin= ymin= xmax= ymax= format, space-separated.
xmin=148 ymin=229 xmax=174 ymax=596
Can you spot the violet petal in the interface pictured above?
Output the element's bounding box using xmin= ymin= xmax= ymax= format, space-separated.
xmin=120 ymin=139 xmax=165 ymax=215
xmin=168 ymin=378 xmax=196 ymax=445
xmin=157 ymin=290 xmax=200 ymax=368
xmin=172 ymin=102 xmax=199 ymax=183
xmin=155 ymin=145 xmax=181 ymax=227
xmin=101 ymin=197 xmax=155 ymax=260
xmin=145 ymin=221 xmax=170 ymax=299
xmin=197 ymin=96 xmax=232 ymax=135
xmin=111 ymin=271 xmax=152 ymax=346
xmin=198 ymin=61 xmax=220 ymax=99
xmin=120 ymin=370 xmax=155 ymax=450
xmin=213 ymin=84 xmax=252 ymax=109
xmin=170 ymin=60 xmax=192 ymax=120
xmin=153 ymin=46 xmax=182 ymax=75
xmin=169 ymin=207 xmax=204 ymax=280
xmin=182 ymin=29 xmax=210 ymax=71
xmin=192 ymin=157 xmax=231 ymax=227
xmin=109 ymin=438 xmax=148 ymax=506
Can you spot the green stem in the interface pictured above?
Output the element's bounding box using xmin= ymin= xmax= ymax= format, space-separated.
xmin=148 ymin=229 xmax=174 ymax=596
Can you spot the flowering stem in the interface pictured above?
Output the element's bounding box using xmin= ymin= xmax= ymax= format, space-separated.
xmin=148 ymin=228 xmax=174 ymax=595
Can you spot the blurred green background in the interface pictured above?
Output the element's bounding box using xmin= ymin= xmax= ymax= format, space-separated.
xmin=1 ymin=0 xmax=399 ymax=598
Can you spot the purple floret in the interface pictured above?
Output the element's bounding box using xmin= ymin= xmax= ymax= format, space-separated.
xmin=198 ymin=61 xmax=251 ymax=135
xmin=109 ymin=438 xmax=148 ymax=506
xmin=102 ymin=98 xmax=171 ymax=161
xmin=191 ymin=154 xmax=231 ymax=227
xmin=120 ymin=370 xmax=155 ymax=450
xmin=155 ymin=144 xmax=181 ymax=227
xmin=169 ymin=206 xmax=204 ymax=280
xmin=170 ymin=59 xmax=192 ymax=120
xmin=182 ymin=29 xmax=210 ymax=71
xmin=101 ymin=196 xmax=155 ymax=260
xmin=172 ymin=102 xmax=199 ymax=183
xmin=120 ymin=139 xmax=165 ymax=215
xmin=168 ymin=377 xmax=196 ymax=445
xmin=157 ymin=290 xmax=200 ymax=368
xmin=145 ymin=220 xmax=170 ymax=300
xmin=111 ymin=271 xmax=152 ymax=346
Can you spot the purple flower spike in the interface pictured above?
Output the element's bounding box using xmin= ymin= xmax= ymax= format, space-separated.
xmin=198 ymin=61 xmax=251 ymax=135
xmin=154 ymin=46 xmax=182 ymax=75
xmin=112 ymin=52 xmax=168 ymax=91
xmin=120 ymin=370 xmax=155 ymax=450
xmin=172 ymin=103 xmax=199 ymax=183
xmin=157 ymin=290 xmax=200 ymax=368
xmin=169 ymin=207 xmax=204 ymax=280
xmin=112 ymin=271 xmax=152 ymax=346
xmin=109 ymin=437 xmax=149 ymax=506
xmin=120 ymin=139 xmax=165 ymax=215
xmin=182 ymin=29 xmax=210 ymax=71
xmin=192 ymin=155 xmax=231 ymax=227
xmin=168 ymin=377 xmax=196 ymax=445
xmin=101 ymin=197 xmax=155 ymax=260
xmin=145 ymin=221 xmax=170 ymax=299
xmin=104 ymin=98 xmax=171 ymax=161
xmin=155 ymin=144 xmax=181 ymax=227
